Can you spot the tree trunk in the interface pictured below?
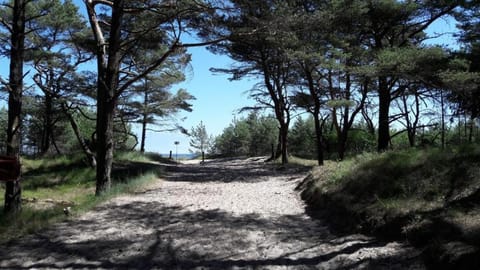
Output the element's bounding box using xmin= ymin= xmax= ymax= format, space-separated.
xmin=274 ymin=130 xmax=282 ymax=159
xmin=95 ymin=96 xmax=115 ymax=195
xmin=440 ymin=90 xmax=446 ymax=149
xmin=50 ymin=133 xmax=61 ymax=155
xmin=377 ymin=77 xmax=391 ymax=151
xmin=407 ymin=129 xmax=416 ymax=147
xmin=338 ymin=131 xmax=348 ymax=160
xmin=62 ymin=104 xmax=96 ymax=167
xmin=140 ymin=116 xmax=147 ymax=153
xmin=279 ymin=122 xmax=288 ymax=164
xmin=362 ymin=107 xmax=375 ymax=136
xmin=304 ymin=65 xmax=323 ymax=166
xmin=313 ymin=112 xmax=324 ymax=166
xmin=400 ymin=94 xmax=416 ymax=147
xmin=94 ymin=0 xmax=124 ymax=195
xmin=140 ymin=89 xmax=148 ymax=153
xmin=4 ymin=0 xmax=26 ymax=214
xmin=469 ymin=119 xmax=474 ymax=143
xmin=40 ymin=93 xmax=53 ymax=155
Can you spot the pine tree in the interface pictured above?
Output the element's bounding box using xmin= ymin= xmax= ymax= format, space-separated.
xmin=83 ymin=0 xmax=219 ymax=195
xmin=189 ymin=121 xmax=212 ymax=155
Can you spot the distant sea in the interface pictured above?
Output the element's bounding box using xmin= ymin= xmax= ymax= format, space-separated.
xmin=160 ymin=153 xmax=197 ymax=160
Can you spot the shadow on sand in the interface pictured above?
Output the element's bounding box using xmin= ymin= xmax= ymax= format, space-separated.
xmin=1 ymin=200 xmax=421 ymax=269
xmin=1 ymin=158 xmax=422 ymax=269
xmin=164 ymin=157 xmax=311 ymax=184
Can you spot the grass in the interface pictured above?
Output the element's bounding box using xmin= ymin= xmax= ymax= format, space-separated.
xmin=0 ymin=151 xmax=165 ymax=244
xmin=306 ymin=147 xmax=480 ymax=208
xmin=298 ymin=145 xmax=480 ymax=267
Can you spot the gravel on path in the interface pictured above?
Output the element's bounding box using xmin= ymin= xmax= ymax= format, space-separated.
xmin=0 ymin=157 xmax=425 ymax=269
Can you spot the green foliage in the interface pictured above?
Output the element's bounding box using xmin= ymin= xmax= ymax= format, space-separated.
xmin=288 ymin=117 xmax=376 ymax=160
xmin=347 ymin=128 xmax=376 ymax=154
xmin=326 ymin=99 xmax=356 ymax=109
xmin=189 ymin=121 xmax=213 ymax=154
xmin=68 ymin=108 xmax=96 ymax=151
xmin=289 ymin=116 xmax=316 ymax=159
xmin=213 ymin=120 xmax=250 ymax=156
xmin=375 ymin=46 xmax=450 ymax=80
xmin=125 ymin=45 xmax=194 ymax=147
xmin=213 ymin=112 xmax=278 ymax=157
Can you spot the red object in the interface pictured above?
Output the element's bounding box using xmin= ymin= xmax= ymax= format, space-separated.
xmin=0 ymin=156 xmax=21 ymax=182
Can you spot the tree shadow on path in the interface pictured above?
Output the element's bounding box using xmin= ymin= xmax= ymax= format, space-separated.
xmin=164 ymin=157 xmax=311 ymax=184
xmin=0 ymin=158 xmax=424 ymax=269
xmin=0 ymin=203 xmax=423 ymax=269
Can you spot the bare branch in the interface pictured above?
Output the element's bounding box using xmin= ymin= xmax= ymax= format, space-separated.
xmin=180 ymin=37 xmax=227 ymax=48
xmin=0 ymin=76 xmax=12 ymax=92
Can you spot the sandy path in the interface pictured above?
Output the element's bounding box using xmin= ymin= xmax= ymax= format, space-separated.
xmin=0 ymin=158 xmax=424 ymax=269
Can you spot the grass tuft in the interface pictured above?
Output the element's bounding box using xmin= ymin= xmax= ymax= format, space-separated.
xmin=0 ymin=151 xmax=164 ymax=244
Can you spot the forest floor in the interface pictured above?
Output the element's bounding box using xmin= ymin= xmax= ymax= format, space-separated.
xmin=0 ymin=157 xmax=425 ymax=269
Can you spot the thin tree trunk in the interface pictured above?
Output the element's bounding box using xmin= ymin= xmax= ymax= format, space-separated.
xmin=338 ymin=131 xmax=348 ymax=160
xmin=62 ymin=104 xmax=96 ymax=167
xmin=4 ymin=0 xmax=26 ymax=214
xmin=469 ymin=119 xmax=474 ymax=143
xmin=377 ymin=76 xmax=391 ymax=151
xmin=304 ymin=65 xmax=324 ymax=166
xmin=440 ymin=90 xmax=445 ymax=149
xmin=140 ymin=88 xmax=148 ymax=153
xmin=40 ymin=93 xmax=53 ymax=155
xmin=338 ymin=73 xmax=352 ymax=160
xmin=140 ymin=116 xmax=147 ymax=153
xmin=313 ymin=112 xmax=324 ymax=166
xmin=50 ymin=132 xmax=61 ymax=155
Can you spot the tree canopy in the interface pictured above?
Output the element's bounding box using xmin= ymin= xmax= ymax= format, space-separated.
xmin=1 ymin=0 xmax=480 ymax=212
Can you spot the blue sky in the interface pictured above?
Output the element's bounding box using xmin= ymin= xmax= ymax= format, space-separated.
xmin=0 ymin=1 xmax=257 ymax=155
xmin=70 ymin=1 xmax=258 ymax=154
xmin=0 ymin=42 xmax=256 ymax=154
xmin=141 ymin=46 xmax=256 ymax=154
xmin=0 ymin=1 xmax=459 ymax=155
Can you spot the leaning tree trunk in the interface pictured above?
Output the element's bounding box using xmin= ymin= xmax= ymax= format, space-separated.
xmin=377 ymin=76 xmax=391 ymax=152
xmin=62 ymin=104 xmax=96 ymax=167
xmin=4 ymin=0 xmax=26 ymax=214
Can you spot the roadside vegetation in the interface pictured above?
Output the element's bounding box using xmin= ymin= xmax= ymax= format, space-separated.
xmin=0 ymin=1 xmax=479 ymax=268
xmin=0 ymin=152 xmax=166 ymax=244
xmin=297 ymin=145 xmax=480 ymax=268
